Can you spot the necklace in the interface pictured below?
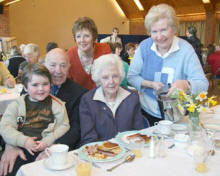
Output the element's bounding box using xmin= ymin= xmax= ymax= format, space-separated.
xmin=78 ymin=49 xmax=94 ymax=74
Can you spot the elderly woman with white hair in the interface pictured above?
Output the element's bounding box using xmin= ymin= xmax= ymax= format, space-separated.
xmin=79 ymin=54 xmax=145 ymax=145
xmin=17 ymin=43 xmax=40 ymax=82
xmin=128 ymin=4 xmax=208 ymax=126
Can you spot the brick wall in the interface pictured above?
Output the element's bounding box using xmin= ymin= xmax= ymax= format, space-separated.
xmin=0 ymin=6 xmax=10 ymax=37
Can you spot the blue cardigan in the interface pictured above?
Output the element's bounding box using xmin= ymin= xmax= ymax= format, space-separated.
xmin=128 ymin=37 xmax=208 ymax=118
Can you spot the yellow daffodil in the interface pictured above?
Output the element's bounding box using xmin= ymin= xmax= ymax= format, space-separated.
xmin=188 ymin=103 xmax=196 ymax=113
xmin=211 ymin=100 xmax=217 ymax=106
xmin=198 ymin=106 xmax=206 ymax=113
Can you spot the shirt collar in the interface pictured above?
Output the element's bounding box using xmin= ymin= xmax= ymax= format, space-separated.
xmin=151 ymin=36 xmax=180 ymax=58
xmin=93 ymin=86 xmax=131 ymax=115
xmin=50 ymin=84 xmax=61 ymax=96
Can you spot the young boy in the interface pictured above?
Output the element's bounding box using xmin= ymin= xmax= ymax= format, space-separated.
xmin=0 ymin=63 xmax=70 ymax=165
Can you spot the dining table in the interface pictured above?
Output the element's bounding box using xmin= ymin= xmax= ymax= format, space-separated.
xmin=16 ymin=106 xmax=220 ymax=176
xmin=0 ymin=84 xmax=22 ymax=116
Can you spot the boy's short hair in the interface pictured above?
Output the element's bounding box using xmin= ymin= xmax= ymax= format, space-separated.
xmin=22 ymin=63 xmax=52 ymax=89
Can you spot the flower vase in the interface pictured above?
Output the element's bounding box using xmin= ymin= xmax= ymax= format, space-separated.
xmin=188 ymin=115 xmax=202 ymax=142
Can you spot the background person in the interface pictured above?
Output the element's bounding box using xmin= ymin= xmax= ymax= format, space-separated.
xmin=127 ymin=4 xmax=208 ymax=126
xmin=0 ymin=62 xmax=15 ymax=88
xmin=125 ymin=42 xmax=136 ymax=65
xmin=19 ymin=44 xmax=26 ymax=57
xmin=207 ymin=45 xmax=220 ymax=78
xmin=67 ymin=16 xmax=111 ymax=90
xmin=0 ymin=63 xmax=70 ymax=176
xmin=186 ymin=26 xmax=203 ymax=66
xmin=7 ymin=46 xmax=25 ymax=78
xmin=107 ymin=42 xmax=129 ymax=88
xmin=17 ymin=43 xmax=40 ymax=83
xmin=79 ymin=54 xmax=145 ymax=145
xmin=100 ymin=27 xmax=122 ymax=44
xmin=46 ymin=42 xmax=58 ymax=53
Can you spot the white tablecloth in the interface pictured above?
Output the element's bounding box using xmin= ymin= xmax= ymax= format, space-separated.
xmin=16 ymin=126 xmax=220 ymax=176
xmin=0 ymin=85 xmax=21 ymax=115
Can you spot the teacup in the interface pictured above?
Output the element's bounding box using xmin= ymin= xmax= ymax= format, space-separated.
xmin=155 ymin=120 xmax=173 ymax=135
xmin=45 ymin=144 xmax=69 ymax=167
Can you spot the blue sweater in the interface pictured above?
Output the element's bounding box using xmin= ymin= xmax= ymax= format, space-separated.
xmin=128 ymin=37 xmax=208 ymax=118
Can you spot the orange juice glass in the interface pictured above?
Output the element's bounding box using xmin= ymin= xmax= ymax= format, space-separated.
xmin=76 ymin=162 xmax=91 ymax=176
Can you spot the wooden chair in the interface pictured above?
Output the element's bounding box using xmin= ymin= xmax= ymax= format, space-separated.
xmin=205 ymin=72 xmax=213 ymax=90
xmin=212 ymin=68 xmax=220 ymax=89
xmin=203 ymin=64 xmax=212 ymax=73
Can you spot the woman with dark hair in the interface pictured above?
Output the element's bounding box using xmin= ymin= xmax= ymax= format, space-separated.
xmin=186 ymin=26 xmax=203 ymax=66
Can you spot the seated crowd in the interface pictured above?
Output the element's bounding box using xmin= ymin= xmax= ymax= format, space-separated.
xmin=0 ymin=3 xmax=208 ymax=176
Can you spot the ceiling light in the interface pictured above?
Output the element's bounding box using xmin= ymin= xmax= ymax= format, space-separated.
xmin=202 ymin=0 xmax=210 ymax=3
xmin=133 ymin=0 xmax=144 ymax=11
xmin=5 ymin=0 xmax=21 ymax=6
xmin=112 ymin=0 xmax=126 ymax=17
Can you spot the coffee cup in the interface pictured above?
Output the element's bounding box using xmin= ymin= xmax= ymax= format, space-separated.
xmin=45 ymin=144 xmax=69 ymax=166
xmin=155 ymin=120 xmax=173 ymax=135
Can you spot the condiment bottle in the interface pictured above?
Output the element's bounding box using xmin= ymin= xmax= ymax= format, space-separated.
xmin=149 ymin=136 xmax=156 ymax=158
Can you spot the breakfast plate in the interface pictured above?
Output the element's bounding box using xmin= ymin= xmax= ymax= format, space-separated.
xmin=44 ymin=155 xmax=76 ymax=171
xmin=115 ymin=130 xmax=152 ymax=148
xmin=78 ymin=141 xmax=126 ymax=163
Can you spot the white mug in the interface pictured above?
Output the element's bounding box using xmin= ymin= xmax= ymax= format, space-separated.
xmin=45 ymin=144 xmax=69 ymax=166
xmin=155 ymin=120 xmax=173 ymax=135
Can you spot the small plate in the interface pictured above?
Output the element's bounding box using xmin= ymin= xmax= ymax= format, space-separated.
xmin=115 ymin=130 xmax=153 ymax=148
xmin=203 ymin=123 xmax=220 ymax=132
xmin=172 ymin=124 xmax=187 ymax=131
xmin=44 ymin=155 xmax=76 ymax=171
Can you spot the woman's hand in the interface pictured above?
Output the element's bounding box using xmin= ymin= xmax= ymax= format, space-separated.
xmin=0 ymin=144 xmax=26 ymax=176
xmin=151 ymin=81 xmax=164 ymax=90
xmin=168 ymin=80 xmax=190 ymax=95
xmin=141 ymin=80 xmax=164 ymax=90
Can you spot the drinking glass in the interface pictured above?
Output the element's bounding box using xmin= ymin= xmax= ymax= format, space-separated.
xmin=76 ymin=161 xmax=92 ymax=176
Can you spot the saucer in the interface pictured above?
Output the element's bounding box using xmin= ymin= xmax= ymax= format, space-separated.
xmin=153 ymin=129 xmax=174 ymax=138
xmin=44 ymin=155 xmax=76 ymax=171
xmin=171 ymin=124 xmax=187 ymax=131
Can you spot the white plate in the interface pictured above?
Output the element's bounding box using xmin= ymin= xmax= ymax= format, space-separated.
xmin=172 ymin=124 xmax=187 ymax=131
xmin=44 ymin=155 xmax=76 ymax=171
xmin=203 ymin=124 xmax=220 ymax=131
